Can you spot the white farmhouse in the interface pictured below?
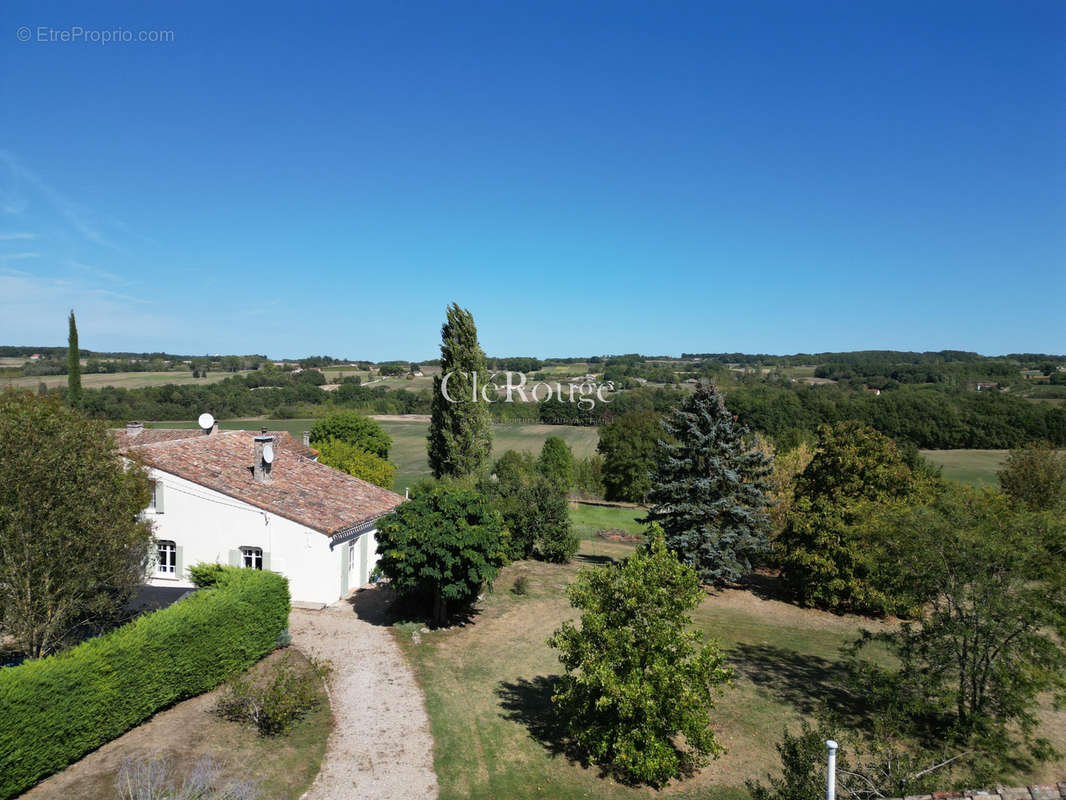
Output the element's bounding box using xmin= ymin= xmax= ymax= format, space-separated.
xmin=114 ymin=423 xmax=404 ymax=606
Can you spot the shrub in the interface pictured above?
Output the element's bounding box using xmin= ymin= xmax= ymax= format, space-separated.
xmin=511 ymin=575 xmax=529 ymax=595
xmin=308 ymin=411 xmax=391 ymax=458
xmin=0 ymin=569 xmax=290 ymax=799
xmin=312 ymin=438 xmax=397 ymax=489
xmin=187 ymin=562 xmax=230 ymax=588
xmin=213 ymin=651 xmax=332 ymax=736
xmin=374 ymin=486 xmax=506 ymax=625
xmin=538 ymin=436 xmax=574 ymax=493
xmin=548 ymin=526 xmax=732 ymax=785
xmin=116 ymin=756 xmax=258 ymax=800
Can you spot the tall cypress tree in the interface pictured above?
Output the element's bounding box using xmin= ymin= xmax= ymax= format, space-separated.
xmin=428 ymin=303 xmax=492 ymax=479
xmin=645 ymin=381 xmax=773 ymax=585
xmin=67 ymin=310 xmax=82 ymax=409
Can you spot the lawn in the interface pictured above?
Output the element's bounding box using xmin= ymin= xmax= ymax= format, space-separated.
xmin=569 ymin=502 xmax=646 ymax=540
xmin=921 ymin=449 xmax=1007 ymax=489
xmin=394 ymin=536 xmax=1066 ymax=800
xmin=22 ymin=648 xmax=331 ymax=800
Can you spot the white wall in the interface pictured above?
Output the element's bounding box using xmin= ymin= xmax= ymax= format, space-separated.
xmin=145 ymin=468 xmax=374 ymax=606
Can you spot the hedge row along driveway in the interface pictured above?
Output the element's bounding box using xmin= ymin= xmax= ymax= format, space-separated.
xmin=0 ymin=568 xmax=290 ymax=799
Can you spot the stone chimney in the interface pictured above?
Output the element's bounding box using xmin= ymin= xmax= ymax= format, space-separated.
xmin=302 ymin=431 xmax=310 ymax=447
xmin=126 ymin=421 xmax=144 ymax=437
xmin=253 ymin=434 xmax=275 ymax=484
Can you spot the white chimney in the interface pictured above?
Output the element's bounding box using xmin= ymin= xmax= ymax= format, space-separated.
xmin=126 ymin=421 xmax=144 ymax=437
xmin=302 ymin=431 xmax=310 ymax=447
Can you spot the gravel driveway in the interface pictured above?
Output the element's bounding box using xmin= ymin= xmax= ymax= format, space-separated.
xmin=289 ymin=587 xmax=438 ymax=800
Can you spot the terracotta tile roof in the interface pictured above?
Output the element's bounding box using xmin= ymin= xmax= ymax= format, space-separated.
xmin=119 ymin=430 xmax=404 ymax=535
xmin=111 ymin=428 xmax=318 ymax=460
xmin=111 ymin=428 xmax=205 ymax=449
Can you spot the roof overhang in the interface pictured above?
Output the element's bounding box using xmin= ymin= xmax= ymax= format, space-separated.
xmin=329 ymin=518 xmax=381 ymax=549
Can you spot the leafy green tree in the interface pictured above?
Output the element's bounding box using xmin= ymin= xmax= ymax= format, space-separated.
xmin=646 ymin=382 xmax=773 ymax=585
xmin=66 ymin=310 xmax=81 ymax=409
xmin=309 ymin=411 xmax=391 ymax=458
xmin=428 ymin=303 xmax=492 ymax=479
xmin=374 ymin=487 xmax=506 ymax=624
xmin=858 ymin=488 xmax=1066 ymax=759
xmin=0 ymin=391 xmax=154 ymax=657
xmin=780 ymin=421 xmax=936 ymax=612
xmin=313 ymin=438 xmax=397 ymax=489
xmin=597 ymin=410 xmax=661 ymax=502
xmin=548 ymin=527 xmax=732 ymax=785
xmin=747 ymin=722 xmax=968 ymax=800
xmin=484 ymin=450 xmax=577 ymax=562
xmin=997 ymin=440 xmax=1066 ymax=512
xmin=538 ymin=436 xmax=574 ymax=493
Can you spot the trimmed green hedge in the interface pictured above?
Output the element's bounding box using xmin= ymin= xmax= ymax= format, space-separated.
xmin=0 ymin=568 xmax=290 ymax=799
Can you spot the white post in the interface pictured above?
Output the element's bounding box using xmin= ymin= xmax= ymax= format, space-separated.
xmin=826 ymin=740 xmax=838 ymax=800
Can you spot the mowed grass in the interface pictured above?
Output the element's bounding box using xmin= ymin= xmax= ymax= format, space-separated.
xmin=393 ymin=540 xmax=884 ymax=800
xmin=921 ymin=449 xmax=1007 ymax=489
xmin=569 ymin=502 xmax=646 ymax=540
xmin=395 ymin=535 xmax=1066 ymax=800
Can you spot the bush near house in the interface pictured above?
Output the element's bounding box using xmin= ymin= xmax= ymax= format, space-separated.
xmin=0 ymin=568 xmax=290 ymax=800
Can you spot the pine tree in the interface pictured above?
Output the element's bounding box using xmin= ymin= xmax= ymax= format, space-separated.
xmin=645 ymin=381 xmax=773 ymax=585
xmin=428 ymin=303 xmax=492 ymax=479
xmin=67 ymin=310 xmax=82 ymax=409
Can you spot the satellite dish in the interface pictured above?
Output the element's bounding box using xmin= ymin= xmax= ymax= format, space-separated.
xmin=263 ymin=444 xmax=275 ymax=465
xmin=198 ymin=412 xmax=215 ymax=432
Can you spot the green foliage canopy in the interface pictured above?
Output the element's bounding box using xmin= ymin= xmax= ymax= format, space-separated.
xmin=0 ymin=390 xmax=154 ymax=658
xmin=780 ymin=421 xmax=937 ymax=612
xmin=548 ymin=527 xmax=732 ymax=785
xmin=597 ymin=410 xmax=662 ymax=502
xmin=313 ymin=438 xmax=397 ymax=489
xmin=428 ymin=303 xmax=493 ymax=479
xmin=997 ymin=440 xmax=1066 ymax=512
xmin=374 ymin=487 xmax=506 ymax=624
xmin=308 ymin=411 xmax=391 ymax=458
xmin=646 ymin=382 xmax=773 ymax=585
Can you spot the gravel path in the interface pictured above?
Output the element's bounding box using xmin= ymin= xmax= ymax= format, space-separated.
xmin=289 ymin=588 xmax=438 ymax=800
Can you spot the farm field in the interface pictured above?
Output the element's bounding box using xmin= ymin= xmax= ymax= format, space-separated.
xmin=921 ymin=449 xmax=1007 ymax=489
xmin=4 ymin=370 xmax=256 ymax=391
xmin=147 ymin=418 xmax=600 ymax=492
xmin=394 ymin=538 xmax=1066 ymax=800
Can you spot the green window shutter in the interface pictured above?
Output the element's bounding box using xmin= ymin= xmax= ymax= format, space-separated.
xmin=360 ymin=533 xmax=370 ymax=586
xmin=155 ymin=483 xmax=165 ymax=513
xmin=261 ymin=551 xmax=271 ymax=572
xmin=229 ymin=549 xmax=241 ymax=567
xmin=175 ymin=545 xmax=184 ymax=578
xmin=339 ymin=542 xmax=349 ymax=594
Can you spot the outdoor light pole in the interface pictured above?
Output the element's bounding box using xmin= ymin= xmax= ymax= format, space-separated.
xmin=826 ymin=739 xmax=838 ymax=800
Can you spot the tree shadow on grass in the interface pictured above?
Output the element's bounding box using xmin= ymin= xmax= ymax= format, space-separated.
xmin=572 ymin=553 xmax=616 ymax=567
xmin=343 ymin=583 xmax=477 ymax=629
xmin=496 ymin=676 xmax=587 ymax=766
xmin=727 ymin=642 xmax=876 ymax=731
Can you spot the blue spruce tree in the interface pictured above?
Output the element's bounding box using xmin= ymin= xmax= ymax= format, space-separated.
xmin=645 ymin=381 xmax=773 ymax=585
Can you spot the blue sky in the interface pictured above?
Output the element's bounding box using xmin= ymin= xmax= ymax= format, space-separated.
xmin=1 ymin=1 xmax=1063 ymax=360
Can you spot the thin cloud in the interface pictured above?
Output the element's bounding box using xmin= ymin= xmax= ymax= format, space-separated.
xmin=0 ymin=151 xmax=122 ymax=249
xmin=0 ymin=232 xmax=37 ymax=240
xmin=0 ymin=252 xmax=40 ymax=262
xmin=69 ymin=260 xmax=126 ymax=283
